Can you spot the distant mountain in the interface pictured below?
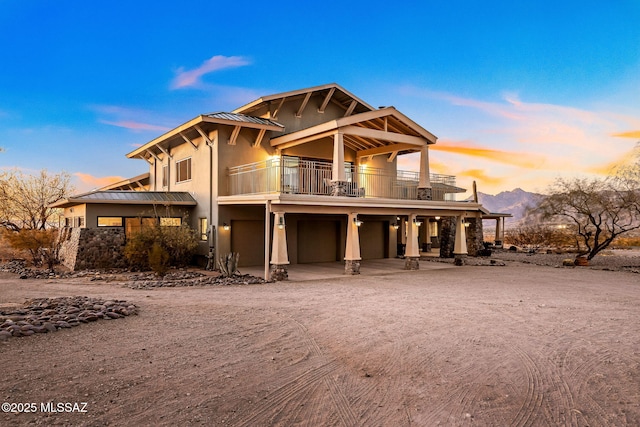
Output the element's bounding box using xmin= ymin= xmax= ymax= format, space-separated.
xmin=467 ymin=188 xmax=545 ymax=226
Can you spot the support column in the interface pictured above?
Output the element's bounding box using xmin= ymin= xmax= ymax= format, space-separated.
xmin=344 ymin=213 xmax=361 ymax=274
xmin=417 ymin=145 xmax=432 ymax=200
xmin=331 ymin=133 xmax=348 ymax=196
xmin=270 ymin=212 xmax=289 ymax=281
xmin=453 ymin=215 xmax=468 ymax=265
xmin=405 ymin=213 xmax=420 ymax=270
xmin=493 ymin=218 xmax=504 ymax=248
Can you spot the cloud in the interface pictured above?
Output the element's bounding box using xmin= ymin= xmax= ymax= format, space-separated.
xmin=171 ymin=55 xmax=251 ymax=89
xmin=99 ymin=120 xmax=171 ymax=132
xmin=612 ymin=130 xmax=640 ymax=139
xmin=74 ymin=173 xmax=125 ymax=190
xmin=457 ymin=169 xmax=507 ymax=187
xmin=431 ymin=140 xmax=546 ymax=169
xmin=91 ymin=105 xmax=173 ymax=133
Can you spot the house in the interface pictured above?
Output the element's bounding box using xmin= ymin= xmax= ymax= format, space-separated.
xmin=53 ymin=83 xmax=490 ymax=278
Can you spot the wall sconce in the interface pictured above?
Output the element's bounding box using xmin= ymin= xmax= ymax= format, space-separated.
xmin=222 ymin=223 xmax=230 ymax=231
xmin=277 ymin=216 xmax=285 ymax=230
xmin=463 ymin=220 xmax=470 ymax=228
xmin=435 ymin=216 xmax=441 ymax=220
xmin=353 ymin=217 xmax=363 ymax=227
xmin=413 ymin=218 xmax=423 ymax=227
xmin=392 ymin=223 xmax=400 ymax=230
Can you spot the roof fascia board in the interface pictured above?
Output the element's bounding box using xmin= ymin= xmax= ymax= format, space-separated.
xmin=233 ymin=83 xmax=376 ymax=114
xmin=127 ymin=116 xmax=205 ymax=158
xmin=341 ymin=125 xmax=426 ymax=146
xmin=336 ymin=107 xmax=438 ymax=144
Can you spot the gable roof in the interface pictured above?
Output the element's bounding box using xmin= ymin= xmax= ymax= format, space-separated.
xmin=233 ymin=83 xmax=375 ymax=117
xmin=270 ymin=107 xmax=438 ymax=158
xmin=50 ymin=191 xmax=197 ymax=208
xmin=126 ymin=113 xmax=283 ymax=161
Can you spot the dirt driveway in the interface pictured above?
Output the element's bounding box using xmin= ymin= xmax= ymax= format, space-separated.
xmin=1 ymin=261 xmax=639 ymax=426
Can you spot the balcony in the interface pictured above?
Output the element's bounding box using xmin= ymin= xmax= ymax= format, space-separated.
xmin=227 ymin=157 xmax=460 ymax=201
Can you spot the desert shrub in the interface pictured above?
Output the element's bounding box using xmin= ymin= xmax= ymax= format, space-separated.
xmin=148 ymin=242 xmax=170 ymax=277
xmin=124 ymin=223 xmax=198 ymax=271
xmin=2 ymin=228 xmax=60 ymax=268
xmin=504 ymin=224 xmax=576 ymax=250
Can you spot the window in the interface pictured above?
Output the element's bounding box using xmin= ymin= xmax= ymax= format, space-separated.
xmin=176 ymin=158 xmax=191 ymax=183
xmin=199 ymin=218 xmax=208 ymax=241
xmin=98 ymin=217 xmax=123 ymax=227
xmin=78 ymin=217 xmax=85 ymax=228
xmin=64 ymin=217 xmax=72 ymax=227
xmin=162 ymin=165 xmax=169 ymax=187
xmin=160 ymin=217 xmax=181 ymax=226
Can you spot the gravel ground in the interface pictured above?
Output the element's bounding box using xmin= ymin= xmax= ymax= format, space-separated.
xmin=491 ymin=249 xmax=640 ymax=273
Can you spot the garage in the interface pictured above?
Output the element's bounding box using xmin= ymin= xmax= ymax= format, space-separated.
xmin=230 ymin=220 xmax=265 ymax=267
xmin=359 ymin=220 xmax=387 ymax=260
xmin=297 ymin=220 xmax=340 ymax=263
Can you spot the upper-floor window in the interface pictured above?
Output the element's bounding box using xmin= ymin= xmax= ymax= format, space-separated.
xmin=176 ymin=158 xmax=191 ymax=183
xmin=162 ymin=165 xmax=169 ymax=187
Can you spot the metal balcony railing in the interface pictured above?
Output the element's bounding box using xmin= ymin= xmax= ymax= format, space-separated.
xmin=227 ymin=157 xmax=458 ymax=201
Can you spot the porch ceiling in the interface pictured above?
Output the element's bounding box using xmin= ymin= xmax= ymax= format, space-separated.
xmin=218 ymin=193 xmax=487 ymax=216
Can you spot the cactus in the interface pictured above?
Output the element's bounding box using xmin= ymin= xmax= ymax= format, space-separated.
xmin=217 ymin=252 xmax=240 ymax=277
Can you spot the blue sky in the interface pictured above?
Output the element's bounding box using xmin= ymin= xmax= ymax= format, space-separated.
xmin=1 ymin=1 xmax=639 ymax=196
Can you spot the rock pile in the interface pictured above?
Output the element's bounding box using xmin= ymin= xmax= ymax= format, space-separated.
xmin=0 ymin=296 xmax=138 ymax=340
xmin=0 ymin=259 xmax=68 ymax=279
xmin=126 ymin=273 xmax=266 ymax=289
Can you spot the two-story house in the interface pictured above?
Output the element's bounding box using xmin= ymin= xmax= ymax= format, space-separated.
xmin=53 ymin=83 xmax=490 ymax=278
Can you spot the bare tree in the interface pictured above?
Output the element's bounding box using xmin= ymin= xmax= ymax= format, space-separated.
xmin=535 ymin=175 xmax=640 ymax=260
xmin=0 ymin=169 xmax=73 ymax=231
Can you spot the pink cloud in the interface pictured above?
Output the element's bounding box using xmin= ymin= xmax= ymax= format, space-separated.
xmin=100 ymin=120 xmax=171 ymax=132
xmin=74 ymin=173 xmax=125 ymax=191
xmin=171 ymin=55 xmax=251 ymax=89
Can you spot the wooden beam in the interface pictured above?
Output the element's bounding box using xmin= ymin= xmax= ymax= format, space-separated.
xmin=387 ymin=151 xmax=399 ymax=162
xmin=356 ymin=143 xmax=417 ymax=159
xmin=253 ymin=128 xmax=267 ymax=148
xmin=228 ymin=125 xmax=241 ymax=145
xmin=145 ymin=149 xmax=161 ymax=162
xmin=342 ymin=125 xmax=427 ymax=146
xmin=295 ymin=92 xmax=312 ymax=118
xmin=273 ymin=130 xmax=337 ymax=150
xmin=180 ymin=132 xmax=198 ymax=150
xmin=139 ymin=154 xmax=153 ymax=164
xmin=318 ymin=87 xmax=335 ymax=113
xmin=344 ymin=100 xmax=357 ymax=117
xmin=157 ymin=145 xmax=172 ymax=159
xmin=194 ymin=125 xmax=213 ymax=146
xmin=272 ymin=98 xmax=285 ymax=119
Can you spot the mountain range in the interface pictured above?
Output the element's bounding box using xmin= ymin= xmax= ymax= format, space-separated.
xmin=467 ymin=188 xmax=545 ymax=226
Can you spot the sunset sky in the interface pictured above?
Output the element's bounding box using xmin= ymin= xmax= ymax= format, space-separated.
xmin=1 ymin=1 xmax=639 ymax=197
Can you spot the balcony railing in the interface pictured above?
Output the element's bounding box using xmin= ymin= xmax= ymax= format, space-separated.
xmin=227 ymin=157 xmax=458 ymax=201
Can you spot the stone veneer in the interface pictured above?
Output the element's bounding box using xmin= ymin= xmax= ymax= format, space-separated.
xmin=345 ymin=260 xmax=360 ymax=275
xmin=58 ymin=228 xmax=128 ymax=271
xmin=439 ymin=217 xmax=484 ymax=258
xmin=270 ymin=264 xmax=288 ymax=281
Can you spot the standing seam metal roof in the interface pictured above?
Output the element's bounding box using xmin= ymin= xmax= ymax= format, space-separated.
xmin=204 ymin=112 xmax=283 ymax=127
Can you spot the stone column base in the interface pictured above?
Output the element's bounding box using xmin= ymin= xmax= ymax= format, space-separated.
xmin=404 ymin=256 xmax=419 ymax=270
xmin=345 ymin=260 xmax=361 ymax=275
xmin=417 ymin=187 xmax=432 ymax=200
xmin=331 ymin=181 xmax=348 ymax=196
xmin=270 ymin=264 xmax=289 ymax=281
xmin=454 ymin=254 xmax=467 ymax=266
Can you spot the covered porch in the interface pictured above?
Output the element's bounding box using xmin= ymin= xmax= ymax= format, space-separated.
xmin=217 ymin=193 xmax=485 ymax=281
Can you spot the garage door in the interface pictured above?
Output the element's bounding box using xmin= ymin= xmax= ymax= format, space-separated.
xmin=360 ymin=221 xmax=386 ymax=260
xmin=231 ymin=220 xmax=264 ymax=267
xmin=297 ymin=220 xmax=339 ymax=263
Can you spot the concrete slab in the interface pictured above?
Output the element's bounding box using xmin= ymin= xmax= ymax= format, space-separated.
xmin=241 ymin=257 xmax=454 ymax=282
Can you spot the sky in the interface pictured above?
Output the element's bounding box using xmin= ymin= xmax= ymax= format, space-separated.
xmin=1 ymin=1 xmax=639 ymax=197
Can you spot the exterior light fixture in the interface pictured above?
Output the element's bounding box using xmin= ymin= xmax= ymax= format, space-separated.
xmin=392 ymin=223 xmax=400 ymax=230
xmin=353 ymin=217 xmax=363 ymax=227
xmin=277 ymin=216 xmax=285 ymax=230
xmin=413 ymin=218 xmax=423 ymax=227
xmin=464 ymin=220 xmax=470 ymax=228
xmin=223 ymin=223 xmax=230 ymax=231
xmin=435 ymin=216 xmax=441 ymax=220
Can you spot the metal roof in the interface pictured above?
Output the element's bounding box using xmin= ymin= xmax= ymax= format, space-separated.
xmin=203 ymin=112 xmax=283 ymax=127
xmin=50 ymin=191 xmax=197 ymax=208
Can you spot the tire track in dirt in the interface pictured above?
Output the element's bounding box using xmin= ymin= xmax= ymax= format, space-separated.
xmin=231 ymin=360 xmax=339 ymax=427
xmin=291 ymin=318 xmax=360 ymax=426
xmin=509 ymin=345 xmax=545 ymax=427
